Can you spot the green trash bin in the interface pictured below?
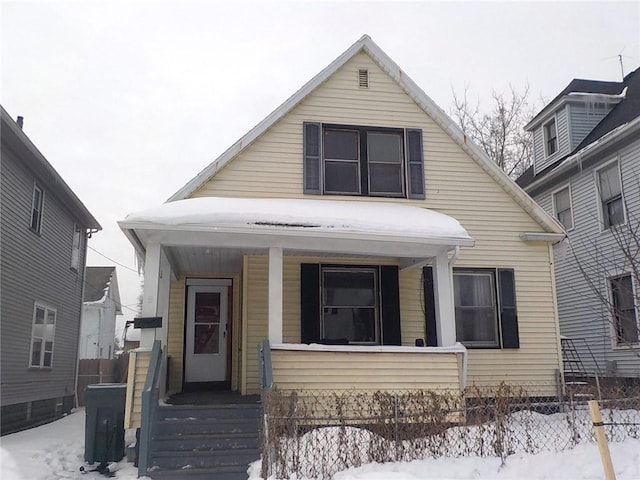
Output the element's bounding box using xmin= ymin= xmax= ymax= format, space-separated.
xmin=84 ymin=383 xmax=127 ymax=463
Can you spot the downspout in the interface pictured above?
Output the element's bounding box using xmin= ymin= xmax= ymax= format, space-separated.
xmin=73 ymin=229 xmax=91 ymax=408
xmin=448 ymin=246 xmax=460 ymax=267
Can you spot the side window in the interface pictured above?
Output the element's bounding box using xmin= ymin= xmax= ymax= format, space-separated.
xmin=543 ymin=118 xmax=558 ymax=157
xmin=29 ymin=304 xmax=56 ymax=368
xmin=31 ymin=184 xmax=44 ymax=233
xmin=610 ymin=275 xmax=639 ymax=345
xmin=553 ymin=186 xmax=573 ymax=230
xmin=452 ymin=268 xmax=519 ymax=349
xmin=597 ymin=161 xmax=624 ymax=229
xmin=71 ymin=224 xmax=82 ymax=270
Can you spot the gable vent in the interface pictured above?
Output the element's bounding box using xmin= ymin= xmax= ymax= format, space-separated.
xmin=358 ymin=68 xmax=369 ymax=88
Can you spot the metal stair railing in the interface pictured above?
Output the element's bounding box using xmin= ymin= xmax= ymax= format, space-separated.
xmin=138 ymin=340 xmax=165 ymax=478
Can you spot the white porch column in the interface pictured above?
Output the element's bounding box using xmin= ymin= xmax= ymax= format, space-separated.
xmin=433 ymin=249 xmax=456 ymax=346
xmin=140 ymin=242 xmax=161 ymax=349
xmin=268 ymin=247 xmax=283 ymax=344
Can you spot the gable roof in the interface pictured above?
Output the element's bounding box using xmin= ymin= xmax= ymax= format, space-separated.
xmin=84 ymin=266 xmax=122 ymax=313
xmin=518 ymin=67 xmax=640 ymax=190
xmin=1 ymin=105 xmax=101 ymax=230
xmin=168 ymin=35 xmax=563 ymax=235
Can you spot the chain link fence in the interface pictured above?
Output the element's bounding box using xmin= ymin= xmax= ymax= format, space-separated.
xmin=260 ymin=381 xmax=640 ymax=479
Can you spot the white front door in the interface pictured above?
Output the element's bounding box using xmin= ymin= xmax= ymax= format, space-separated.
xmin=184 ymin=285 xmax=228 ymax=383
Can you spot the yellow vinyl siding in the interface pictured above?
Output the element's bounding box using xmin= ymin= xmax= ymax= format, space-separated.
xmin=271 ymin=349 xmax=463 ymax=391
xmin=188 ymin=50 xmax=559 ymax=394
xmin=124 ymin=349 xmax=150 ymax=429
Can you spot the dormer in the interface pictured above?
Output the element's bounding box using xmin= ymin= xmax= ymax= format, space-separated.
xmin=525 ymin=79 xmax=625 ymax=175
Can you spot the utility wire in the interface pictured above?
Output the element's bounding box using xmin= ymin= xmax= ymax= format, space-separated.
xmin=87 ymin=245 xmax=139 ymax=273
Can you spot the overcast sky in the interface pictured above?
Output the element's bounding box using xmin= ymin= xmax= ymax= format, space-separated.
xmin=2 ymin=1 xmax=639 ymax=337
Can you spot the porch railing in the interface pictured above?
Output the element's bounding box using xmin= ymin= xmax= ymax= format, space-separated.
xmin=138 ymin=340 xmax=165 ymax=478
xmin=258 ymin=339 xmax=273 ymax=390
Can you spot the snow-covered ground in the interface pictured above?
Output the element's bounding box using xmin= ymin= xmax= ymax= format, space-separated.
xmin=1 ymin=408 xmax=638 ymax=479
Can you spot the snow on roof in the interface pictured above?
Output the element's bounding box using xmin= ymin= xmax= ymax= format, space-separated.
xmin=121 ymin=197 xmax=474 ymax=245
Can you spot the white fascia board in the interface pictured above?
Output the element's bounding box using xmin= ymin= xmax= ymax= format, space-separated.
xmin=524 ymin=117 xmax=640 ymax=193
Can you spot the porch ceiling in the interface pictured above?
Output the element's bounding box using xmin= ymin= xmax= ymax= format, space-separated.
xmin=119 ymin=197 xmax=475 ymax=273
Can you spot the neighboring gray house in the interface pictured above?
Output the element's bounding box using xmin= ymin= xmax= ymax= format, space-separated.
xmin=79 ymin=266 xmax=122 ymax=360
xmin=517 ymin=68 xmax=640 ymax=381
xmin=0 ymin=106 xmax=101 ymax=434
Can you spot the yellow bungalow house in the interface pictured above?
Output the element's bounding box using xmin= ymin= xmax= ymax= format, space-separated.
xmin=119 ymin=35 xmax=565 ymax=477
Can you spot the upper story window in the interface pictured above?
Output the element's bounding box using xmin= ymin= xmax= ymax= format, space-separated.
xmin=553 ymin=185 xmax=573 ymax=230
xmin=303 ymin=122 xmax=425 ymax=199
xmin=31 ymin=184 xmax=44 ymax=233
xmin=71 ymin=224 xmax=82 ymax=270
xmin=597 ymin=161 xmax=624 ymax=229
xmin=544 ymin=118 xmax=558 ymax=157
xmin=453 ymin=268 xmax=519 ymax=349
xmin=610 ymin=274 xmax=638 ymax=345
xmin=29 ymin=303 xmax=56 ymax=368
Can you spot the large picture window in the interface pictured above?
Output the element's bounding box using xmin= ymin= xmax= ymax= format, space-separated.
xmin=29 ymin=304 xmax=56 ymax=368
xmin=597 ymin=161 xmax=624 ymax=229
xmin=610 ymin=275 xmax=638 ymax=345
xmin=321 ymin=267 xmax=379 ymax=344
xmin=303 ymin=122 xmax=424 ymax=199
xmin=452 ymin=268 xmax=519 ymax=348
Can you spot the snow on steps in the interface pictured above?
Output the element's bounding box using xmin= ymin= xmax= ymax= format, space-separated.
xmin=146 ymin=403 xmax=261 ymax=480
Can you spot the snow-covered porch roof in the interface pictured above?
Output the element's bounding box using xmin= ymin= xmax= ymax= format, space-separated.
xmin=118 ymin=197 xmax=475 ymax=272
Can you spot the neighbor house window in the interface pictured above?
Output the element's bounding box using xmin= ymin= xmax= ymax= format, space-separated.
xmin=597 ymin=161 xmax=624 ymax=229
xmin=71 ymin=224 xmax=82 ymax=270
xmin=29 ymin=304 xmax=56 ymax=368
xmin=303 ymin=122 xmax=425 ymax=199
xmin=544 ymin=119 xmax=558 ymax=156
xmin=31 ymin=184 xmax=44 ymax=233
xmin=453 ymin=268 xmax=519 ymax=348
xmin=553 ymin=186 xmax=573 ymax=230
xmin=610 ymin=275 xmax=638 ymax=345
xmin=321 ymin=266 xmax=379 ymax=344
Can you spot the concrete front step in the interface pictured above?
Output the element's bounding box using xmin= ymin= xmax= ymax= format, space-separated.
xmin=148 ymin=464 xmax=255 ymax=480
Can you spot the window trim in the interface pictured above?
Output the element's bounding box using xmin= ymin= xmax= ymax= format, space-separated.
xmin=321 ymin=123 xmax=406 ymax=198
xmin=453 ymin=268 xmax=500 ymax=348
xmin=551 ymin=183 xmax=574 ymax=231
xmin=452 ymin=267 xmax=518 ymax=349
xmin=320 ymin=265 xmax=380 ymax=345
xmin=30 ymin=183 xmax=44 ymax=234
xmin=594 ymin=158 xmax=626 ymax=232
xmin=608 ymin=274 xmax=639 ymax=348
xmin=29 ymin=303 xmax=56 ymax=369
xmin=543 ymin=116 xmax=558 ymax=158
xmin=71 ymin=224 xmax=82 ymax=271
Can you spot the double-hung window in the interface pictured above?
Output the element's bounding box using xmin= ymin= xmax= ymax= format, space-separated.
xmin=29 ymin=304 xmax=56 ymax=368
xmin=597 ymin=161 xmax=624 ymax=229
xmin=452 ymin=268 xmax=519 ymax=348
xmin=544 ymin=119 xmax=558 ymax=156
xmin=553 ymin=186 xmax=573 ymax=230
xmin=303 ymin=122 xmax=424 ymax=199
xmin=321 ymin=267 xmax=379 ymax=344
xmin=31 ymin=184 xmax=44 ymax=233
xmin=610 ymin=275 xmax=638 ymax=345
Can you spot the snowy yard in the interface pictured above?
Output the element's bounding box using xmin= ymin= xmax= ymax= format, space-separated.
xmin=0 ymin=408 xmax=638 ymax=479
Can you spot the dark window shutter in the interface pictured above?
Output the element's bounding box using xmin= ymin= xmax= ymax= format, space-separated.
xmin=303 ymin=122 xmax=322 ymax=194
xmin=498 ymin=268 xmax=519 ymax=348
xmin=406 ymin=129 xmax=425 ymax=199
xmin=380 ymin=265 xmax=401 ymax=346
xmin=300 ymin=264 xmax=321 ymax=343
xmin=422 ymin=266 xmax=438 ymax=346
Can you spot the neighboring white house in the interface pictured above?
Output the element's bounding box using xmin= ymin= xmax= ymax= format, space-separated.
xmin=79 ymin=266 xmax=122 ymax=359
